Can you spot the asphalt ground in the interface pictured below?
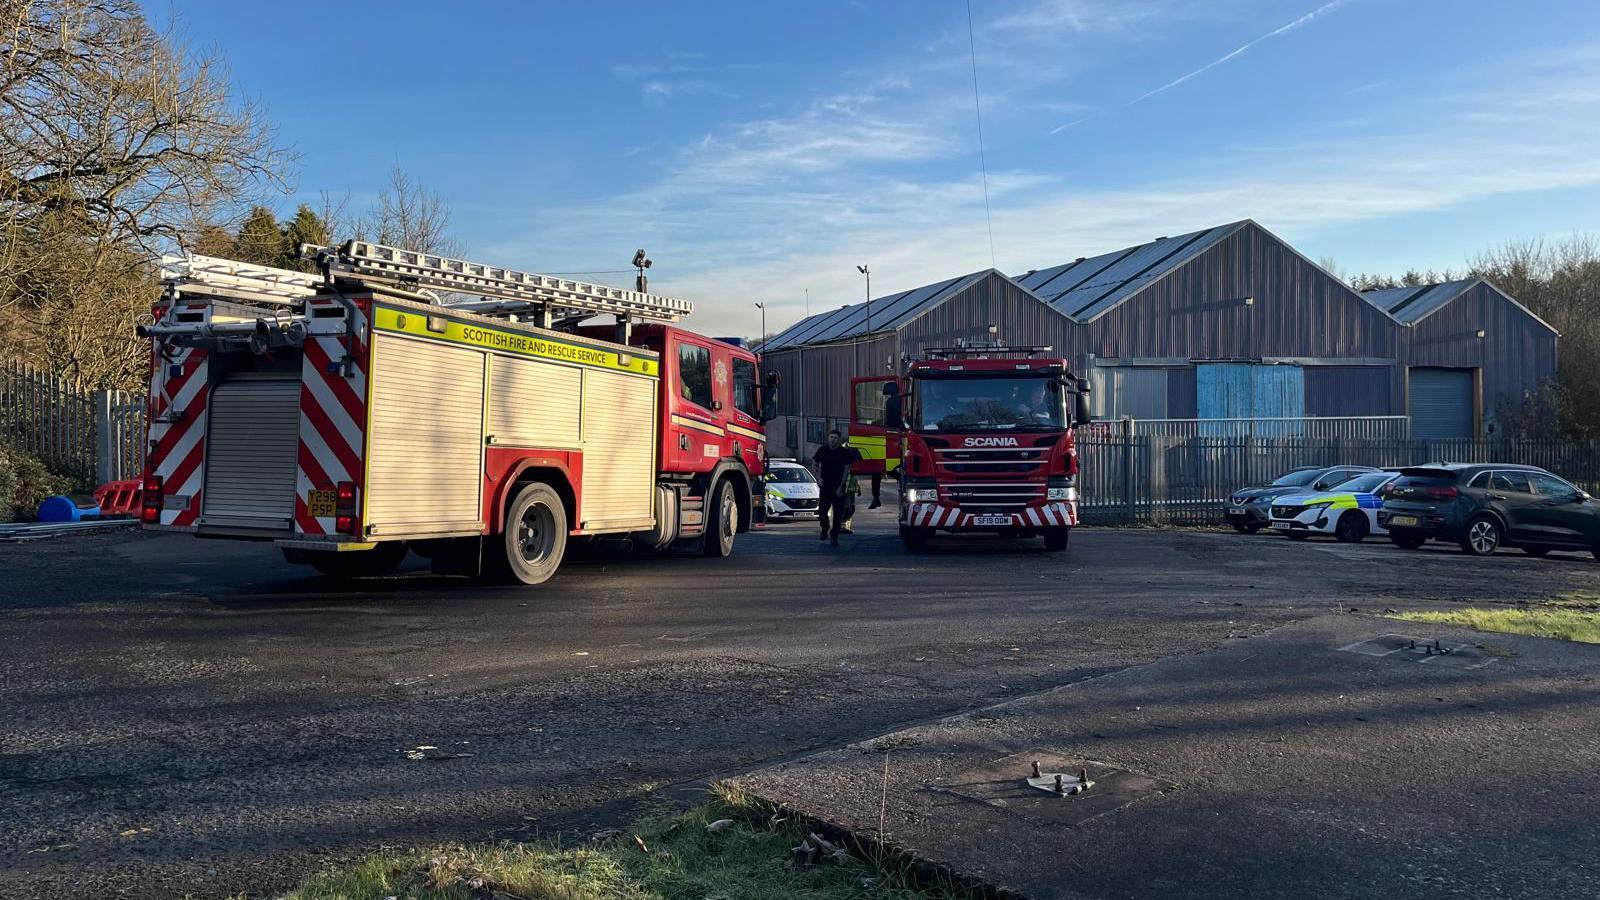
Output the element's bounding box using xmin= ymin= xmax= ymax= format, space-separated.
xmin=735 ymin=615 xmax=1600 ymax=899
xmin=3 ymin=500 xmax=1599 ymax=899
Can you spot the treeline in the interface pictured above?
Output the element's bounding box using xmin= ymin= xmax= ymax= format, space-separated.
xmin=1348 ymin=235 xmax=1600 ymax=438
xmin=0 ymin=0 xmax=457 ymax=391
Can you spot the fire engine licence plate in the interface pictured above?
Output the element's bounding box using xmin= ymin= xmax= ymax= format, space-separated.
xmin=1390 ymin=515 xmax=1419 ymax=527
xmin=307 ymin=490 xmax=337 ymax=518
xmin=973 ymin=515 xmax=1011 ymax=526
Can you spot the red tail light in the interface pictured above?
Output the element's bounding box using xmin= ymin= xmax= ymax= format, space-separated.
xmin=335 ymin=481 xmax=357 ymax=534
xmin=140 ymin=475 xmax=163 ymax=524
xmin=1425 ymin=486 xmax=1459 ymax=500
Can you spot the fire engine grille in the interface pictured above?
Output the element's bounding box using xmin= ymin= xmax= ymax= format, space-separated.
xmin=942 ymin=482 xmax=1046 ymax=509
xmin=932 ymin=446 xmax=1047 ymax=474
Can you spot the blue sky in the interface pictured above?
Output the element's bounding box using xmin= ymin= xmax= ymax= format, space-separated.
xmin=145 ymin=1 xmax=1600 ymax=336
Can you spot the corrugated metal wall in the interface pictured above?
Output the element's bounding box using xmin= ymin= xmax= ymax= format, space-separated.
xmin=1304 ymin=365 xmax=1393 ymax=416
xmin=759 ymin=225 xmax=1556 ymax=436
xmin=1078 ymin=222 xmax=1399 ymax=362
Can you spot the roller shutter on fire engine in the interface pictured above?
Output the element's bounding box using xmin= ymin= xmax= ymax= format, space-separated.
xmin=579 ymin=368 xmax=657 ymax=531
xmin=201 ymin=375 xmax=301 ymax=528
xmin=488 ymin=355 xmax=582 ymax=446
xmin=366 ymin=334 xmax=486 ymax=534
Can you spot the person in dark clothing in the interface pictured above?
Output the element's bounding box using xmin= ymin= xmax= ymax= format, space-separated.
xmin=813 ymin=429 xmax=861 ymax=546
xmin=868 ymin=472 xmax=883 ymax=509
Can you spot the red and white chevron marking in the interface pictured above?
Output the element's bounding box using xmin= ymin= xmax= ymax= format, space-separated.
xmin=144 ymin=341 xmax=210 ymax=527
xmin=294 ymin=303 xmax=369 ymax=535
xmin=904 ymin=502 xmax=1078 ymax=528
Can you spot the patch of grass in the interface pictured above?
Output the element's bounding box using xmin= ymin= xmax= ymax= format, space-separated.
xmin=1392 ymin=607 xmax=1600 ymax=644
xmin=279 ymin=788 xmax=979 ymax=900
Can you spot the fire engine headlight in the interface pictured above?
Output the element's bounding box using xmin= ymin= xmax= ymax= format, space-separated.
xmin=904 ymin=488 xmax=938 ymax=503
xmin=1047 ymin=487 xmax=1076 ymax=501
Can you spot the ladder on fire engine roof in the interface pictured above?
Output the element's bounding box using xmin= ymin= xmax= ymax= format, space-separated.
xmin=158 ymin=254 xmax=321 ymax=307
xmin=303 ymin=240 xmax=694 ymax=325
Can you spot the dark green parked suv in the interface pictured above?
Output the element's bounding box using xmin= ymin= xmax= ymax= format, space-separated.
xmin=1378 ymin=464 xmax=1599 ymax=557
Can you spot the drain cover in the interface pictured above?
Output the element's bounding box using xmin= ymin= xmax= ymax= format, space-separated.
xmin=1337 ymin=633 xmax=1500 ymax=669
xmin=936 ymin=751 xmax=1174 ymax=826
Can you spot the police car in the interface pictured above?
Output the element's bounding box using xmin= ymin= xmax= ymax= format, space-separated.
xmin=1269 ymin=470 xmax=1402 ymax=543
xmin=763 ymin=459 xmax=821 ymax=520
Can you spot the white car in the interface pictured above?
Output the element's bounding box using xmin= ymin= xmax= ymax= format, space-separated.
xmin=1269 ymin=470 xmax=1402 ymax=542
xmin=764 ymin=460 xmax=820 ymax=520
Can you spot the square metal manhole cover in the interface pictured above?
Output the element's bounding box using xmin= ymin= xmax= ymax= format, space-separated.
xmin=1337 ymin=633 xmax=1500 ymax=669
xmin=935 ymin=751 xmax=1175 ymax=826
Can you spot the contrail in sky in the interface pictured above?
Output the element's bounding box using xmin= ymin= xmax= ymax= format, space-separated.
xmin=1047 ymin=0 xmax=1352 ymax=134
xmin=1129 ymin=0 xmax=1351 ymax=105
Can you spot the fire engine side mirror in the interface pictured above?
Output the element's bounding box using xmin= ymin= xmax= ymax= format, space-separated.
xmin=1073 ymin=381 xmax=1093 ymax=426
xmin=759 ymin=371 xmax=779 ymax=422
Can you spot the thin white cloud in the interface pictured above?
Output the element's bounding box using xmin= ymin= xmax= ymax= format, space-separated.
xmin=1130 ymin=0 xmax=1351 ymax=105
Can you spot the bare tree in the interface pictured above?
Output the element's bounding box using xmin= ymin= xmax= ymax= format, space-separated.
xmin=353 ymin=165 xmax=461 ymax=256
xmin=0 ymin=0 xmax=292 ymax=387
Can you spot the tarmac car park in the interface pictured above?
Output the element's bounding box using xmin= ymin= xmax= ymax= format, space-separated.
xmin=763 ymin=459 xmax=820 ymax=521
xmin=1224 ymin=465 xmax=1378 ymax=533
xmin=1269 ymin=470 xmax=1401 ymax=543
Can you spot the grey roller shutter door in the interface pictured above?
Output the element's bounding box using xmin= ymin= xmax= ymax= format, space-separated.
xmin=202 ymin=376 xmax=302 ymax=528
xmin=1408 ymin=368 xmax=1474 ymax=440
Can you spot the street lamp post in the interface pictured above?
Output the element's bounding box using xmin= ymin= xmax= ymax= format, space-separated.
xmin=856 ymin=264 xmax=871 ymax=374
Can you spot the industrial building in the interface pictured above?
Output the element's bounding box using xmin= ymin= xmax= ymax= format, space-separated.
xmin=759 ymin=219 xmax=1557 ymax=455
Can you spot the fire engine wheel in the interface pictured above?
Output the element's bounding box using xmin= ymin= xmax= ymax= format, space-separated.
xmin=900 ymin=525 xmax=931 ymax=552
xmin=501 ymin=482 xmax=568 ymax=585
xmin=1043 ymin=527 xmax=1071 ymax=552
xmin=703 ymin=479 xmax=738 ymax=558
xmin=303 ymin=541 xmax=409 ymax=579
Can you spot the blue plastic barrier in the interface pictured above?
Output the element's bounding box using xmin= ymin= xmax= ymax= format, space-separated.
xmin=36 ymin=496 xmax=100 ymax=523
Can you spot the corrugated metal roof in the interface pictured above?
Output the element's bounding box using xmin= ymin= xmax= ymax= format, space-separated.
xmin=761 ymin=269 xmax=995 ymax=350
xmin=1360 ymin=279 xmax=1477 ymax=325
xmin=1016 ymin=221 xmax=1249 ymax=322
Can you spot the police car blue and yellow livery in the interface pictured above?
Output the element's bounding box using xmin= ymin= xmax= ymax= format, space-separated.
xmin=1268 ymin=471 xmax=1401 ymax=543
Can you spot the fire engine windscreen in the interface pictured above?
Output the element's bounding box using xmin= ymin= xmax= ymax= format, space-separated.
xmin=913 ymin=376 xmax=1067 ymax=432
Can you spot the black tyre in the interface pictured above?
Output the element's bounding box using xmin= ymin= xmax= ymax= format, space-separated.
xmin=1334 ymin=511 xmax=1369 ymax=544
xmin=901 ymin=526 xmax=930 ymax=552
xmin=703 ymin=478 xmax=737 ymax=558
xmin=1390 ymin=532 xmax=1426 ymax=550
xmin=500 ymin=482 xmax=568 ymax=585
xmin=1286 ymin=531 xmax=1310 ymax=541
xmin=1233 ymin=523 xmax=1262 ymax=534
xmin=1460 ymin=515 xmax=1501 ymax=556
xmin=1043 ymin=528 xmax=1070 ymax=552
xmin=303 ymin=541 xmax=408 ymax=578
xmin=1520 ymin=545 xmax=1552 ymax=557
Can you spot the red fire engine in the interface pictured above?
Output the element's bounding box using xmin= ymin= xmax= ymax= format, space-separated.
xmin=857 ymin=344 xmax=1090 ymax=552
xmin=138 ymin=242 xmax=774 ymax=584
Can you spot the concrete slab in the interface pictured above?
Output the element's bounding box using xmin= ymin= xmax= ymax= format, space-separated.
xmin=733 ymin=615 xmax=1600 ymax=899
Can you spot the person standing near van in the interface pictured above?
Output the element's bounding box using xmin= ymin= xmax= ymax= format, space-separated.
xmin=813 ymin=429 xmax=861 ymax=546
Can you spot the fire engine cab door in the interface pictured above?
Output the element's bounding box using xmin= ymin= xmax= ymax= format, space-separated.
xmin=201 ymin=375 xmax=301 ymax=530
xmin=848 ymin=376 xmax=902 ymax=475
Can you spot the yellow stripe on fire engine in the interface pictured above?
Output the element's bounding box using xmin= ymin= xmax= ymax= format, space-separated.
xmin=372 ymin=306 xmax=659 ymax=376
xmin=847 ymin=434 xmax=887 ymax=460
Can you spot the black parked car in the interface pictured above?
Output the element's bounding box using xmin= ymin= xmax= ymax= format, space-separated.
xmin=1224 ymin=465 xmax=1378 ymax=533
xmin=1379 ymin=464 xmax=1599 ymax=557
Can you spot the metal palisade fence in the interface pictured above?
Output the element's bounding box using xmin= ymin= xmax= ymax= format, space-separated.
xmin=1 ymin=361 xmax=145 ymax=486
xmin=1077 ymin=417 xmax=1600 ymax=525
